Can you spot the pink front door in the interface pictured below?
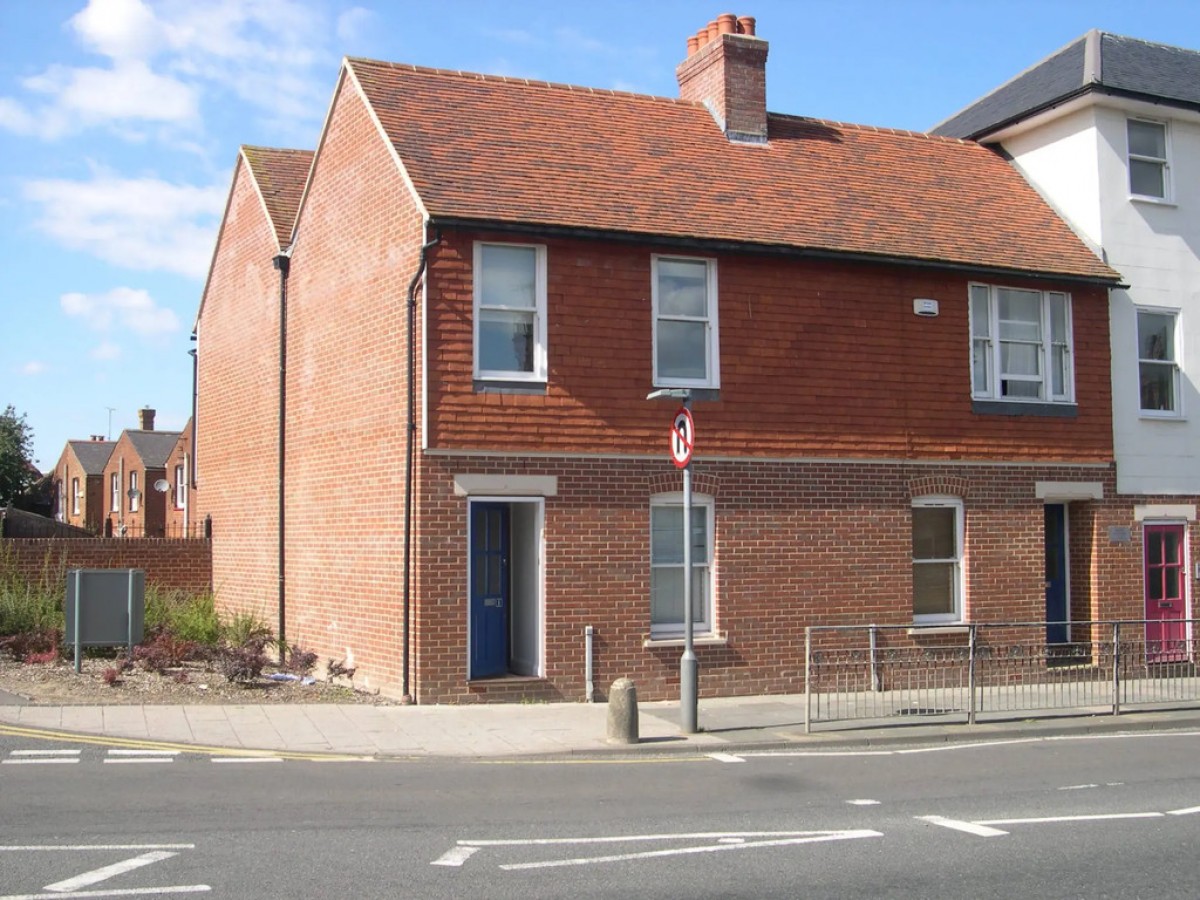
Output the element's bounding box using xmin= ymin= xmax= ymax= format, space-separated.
xmin=1144 ymin=523 xmax=1187 ymax=663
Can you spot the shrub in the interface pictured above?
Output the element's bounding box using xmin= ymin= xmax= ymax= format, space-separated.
xmin=133 ymin=631 xmax=198 ymax=674
xmin=102 ymin=667 xmax=120 ymax=686
xmin=283 ymin=644 xmax=318 ymax=675
xmin=1 ymin=628 xmax=61 ymax=662
xmin=144 ymin=588 xmax=222 ymax=647
xmin=0 ymin=547 xmax=64 ymax=640
xmin=327 ymin=657 xmax=356 ymax=681
xmin=219 ymin=642 xmax=268 ymax=684
xmin=222 ymin=612 xmax=273 ymax=649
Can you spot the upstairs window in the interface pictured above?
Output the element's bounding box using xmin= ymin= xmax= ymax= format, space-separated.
xmin=650 ymin=493 xmax=714 ymax=638
xmin=110 ymin=473 xmax=119 ymax=512
xmin=71 ymin=477 xmax=80 ymax=516
xmin=175 ymin=464 xmax=187 ymax=510
xmin=912 ymin=498 xmax=964 ymax=624
xmin=129 ymin=472 xmax=139 ymax=512
xmin=473 ymin=242 xmax=547 ymax=382
xmin=970 ymin=284 xmax=1073 ymax=403
xmin=1128 ymin=119 xmax=1169 ymax=200
xmin=1137 ymin=309 xmax=1181 ymax=415
xmin=653 ymin=255 xmax=719 ymax=388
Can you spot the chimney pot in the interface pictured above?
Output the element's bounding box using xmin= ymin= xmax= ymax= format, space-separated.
xmin=677 ymin=13 xmax=769 ymax=142
xmin=706 ymin=19 xmax=720 ymax=41
xmin=696 ymin=27 xmax=709 ymax=48
xmin=737 ymin=16 xmax=756 ymax=35
xmin=717 ymin=13 xmax=737 ymax=34
xmin=687 ymin=34 xmax=699 ymax=56
xmin=138 ymin=407 xmax=156 ymax=431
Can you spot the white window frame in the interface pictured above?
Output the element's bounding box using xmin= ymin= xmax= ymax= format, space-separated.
xmin=649 ymin=492 xmax=715 ymax=639
xmin=1136 ymin=307 xmax=1182 ymax=417
xmin=969 ymin=283 xmax=1074 ymax=403
xmin=912 ymin=497 xmax=965 ymax=624
xmin=129 ymin=471 xmax=139 ymax=513
xmin=71 ymin=477 xmax=80 ymax=516
xmin=1127 ymin=118 xmax=1170 ymax=201
xmin=652 ymin=255 xmax=720 ymax=389
xmin=175 ymin=464 xmax=187 ymax=510
xmin=472 ymin=241 xmax=548 ymax=382
xmin=110 ymin=473 xmax=119 ymax=513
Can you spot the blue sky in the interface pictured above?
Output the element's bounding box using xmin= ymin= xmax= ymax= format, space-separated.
xmin=6 ymin=0 xmax=1200 ymax=468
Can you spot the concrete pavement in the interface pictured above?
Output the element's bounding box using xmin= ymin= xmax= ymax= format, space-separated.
xmin=3 ymin=687 xmax=1200 ymax=758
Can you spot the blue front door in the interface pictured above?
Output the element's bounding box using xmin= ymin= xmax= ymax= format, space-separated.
xmin=470 ymin=503 xmax=509 ymax=679
xmin=1044 ymin=503 xmax=1069 ymax=644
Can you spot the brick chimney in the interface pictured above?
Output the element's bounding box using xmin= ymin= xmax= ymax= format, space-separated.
xmin=676 ymin=13 xmax=768 ymax=143
xmin=138 ymin=407 xmax=156 ymax=431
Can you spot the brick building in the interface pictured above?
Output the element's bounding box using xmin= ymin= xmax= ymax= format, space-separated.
xmin=51 ymin=437 xmax=114 ymax=533
xmin=195 ymin=15 xmax=1143 ymax=704
xmin=100 ymin=408 xmax=183 ymax=539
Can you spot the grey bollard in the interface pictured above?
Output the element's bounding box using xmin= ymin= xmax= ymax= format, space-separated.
xmin=607 ymin=677 xmax=639 ymax=744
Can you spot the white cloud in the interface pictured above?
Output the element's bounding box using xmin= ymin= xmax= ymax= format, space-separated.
xmin=90 ymin=341 xmax=123 ymax=361
xmin=20 ymin=361 xmax=47 ymax=376
xmin=25 ymin=171 xmax=225 ymax=278
xmin=0 ymin=0 xmax=333 ymax=141
xmin=336 ymin=6 xmax=375 ymax=43
xmin=62 ymin=287 xmax=180 ymax=338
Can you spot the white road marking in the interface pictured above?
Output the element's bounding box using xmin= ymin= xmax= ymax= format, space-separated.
xmin=1058 ymin=784 xmax=1099 ymax=791
xmin=707 ymin=753 xmax=745 ymax=763
xmin=106 ymin=750 xmax=180 ymax=757
xmin=43 ymin=851 xmax=178 ymax=892
xmin=458 ymin=830 xmax=845 ymax=846
xmin=0 ymin=888 xmax=209 ymax=899
xmin=211 ymin=757 xmax=282 ymax=764
xmin=978 ymin=812 xmax=1163 ymax=826
xmin=431 ymin=846 xmax=481 ymax=867
xmin=846 ymin=799 xmax=881 ymax=806
xmin=1167 ymin=805 xmax=1200 ymax=816
xmin=0 ymin=846 xmax=194 ymax=852
xmin=917 ymin=816 xmax=1008 ymax=837
xmin=496 ymin=830 xmax=882 ymax=870
xmin=10 ymin=750 xmax=80 ymax=756
xmin=103 ymin=758 xmax=175 ymax=765
xmin=3 ymin=759 xmax=80 ymax=765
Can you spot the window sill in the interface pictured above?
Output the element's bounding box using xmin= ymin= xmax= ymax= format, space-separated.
xmin=908 ymin=625 xmax=969 ymax=636
xmin=473 ymin=379 xmax=547 ymax=395
xmin=1138 ymin=412 xmax=1185 ymax=422
xmin=1130 ymin=195 xmax=1176 ymax=208
xmin=649 ymin=387 xmax=722 ymax=403
xmin=643 ymin=633 xmax=727 ymax=648
xmin=972 ymin=400 xmax=1077 ymax=418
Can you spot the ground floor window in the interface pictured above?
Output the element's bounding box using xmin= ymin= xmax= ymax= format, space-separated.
xmin=650 ymin=493 xmax=713 ymax=637
xmin=912 ymin=497 xmax=964 ymax=623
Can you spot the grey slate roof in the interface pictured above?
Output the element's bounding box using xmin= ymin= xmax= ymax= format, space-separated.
xmin=932 ymin=31 xmax=1200 ymax=140
xmin=68 ymin=440 xmax=115 ymax=475
xmin=127 ymin=431 xmax=181 ymax=468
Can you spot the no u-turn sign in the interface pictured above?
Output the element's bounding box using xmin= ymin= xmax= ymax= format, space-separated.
xmin=670 ymin=407 xmax=694 ymax=469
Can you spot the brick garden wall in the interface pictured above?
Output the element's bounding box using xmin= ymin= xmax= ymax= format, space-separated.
xmin=2 ymin=538 xmax=212 ymax=594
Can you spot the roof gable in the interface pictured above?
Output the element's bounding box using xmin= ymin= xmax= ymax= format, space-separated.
xmin=68 ymin=440 xmax=115 ymax=475
xmin=349 ymin=58 xmax=1115 ymax=283
xmin=241 ymin=146 xmax=313 ymax=248
xmin=933 ymin=31 xmax=1200 ymax=140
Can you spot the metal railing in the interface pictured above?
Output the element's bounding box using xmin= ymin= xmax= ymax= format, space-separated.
xmin=804 ymin=620 xmax=1200 ymax=732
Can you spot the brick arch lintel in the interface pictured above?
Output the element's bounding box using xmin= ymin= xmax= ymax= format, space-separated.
xmin=907 ymin=475 xmax=970 ymax=501
xmin=648 ymin=471 xmax=721 ymax=498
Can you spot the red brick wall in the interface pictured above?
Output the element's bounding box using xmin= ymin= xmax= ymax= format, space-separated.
xmin=426 ymin=230 xmax=1113 ymax=463
xmin=2 ymin=538 xmax=212 ymax=594
xmin=402 ymin=454 xmax=1188 ymax=704
xmin=193 ymin=156 xmax=284 ymax=630
xmin=278 ymin=73 xmax=424 ymax=689
xmin=163 ymin=422 xmax=194 ymax=537
xmin=100 ymin=436 xmax=168 ymax=538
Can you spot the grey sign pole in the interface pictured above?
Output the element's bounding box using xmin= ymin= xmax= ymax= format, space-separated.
xmin=679 ymin=393 xmax=698 ymax=733
xmin=649 ymin=388 xmax=699 ymax=735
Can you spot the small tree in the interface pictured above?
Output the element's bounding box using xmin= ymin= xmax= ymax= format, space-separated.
xmin=0 ymin=406 xmax=37 ymax=507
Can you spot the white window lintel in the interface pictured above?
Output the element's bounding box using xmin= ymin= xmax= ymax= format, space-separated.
xmin=453 ymin=474 xmax=558 ymax=497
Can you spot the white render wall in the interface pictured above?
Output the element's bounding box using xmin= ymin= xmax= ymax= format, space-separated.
xmin=999 ymin=101 xmax=1200 ymax=495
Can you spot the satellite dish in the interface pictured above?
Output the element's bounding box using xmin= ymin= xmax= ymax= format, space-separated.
xmin=154 ymin=479 xmax=171 ymax=492
xmin=127 ymin=488 xmax=141 ymax=501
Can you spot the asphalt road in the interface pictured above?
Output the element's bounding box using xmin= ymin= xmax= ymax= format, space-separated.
xmin=2 ymin=728 xmax=1199 ymax=898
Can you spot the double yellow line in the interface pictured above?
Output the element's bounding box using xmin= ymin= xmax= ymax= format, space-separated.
xmin=0 ymin=722 xmax=377 ymax=762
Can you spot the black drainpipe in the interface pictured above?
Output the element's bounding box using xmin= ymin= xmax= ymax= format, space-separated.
xmin=403 ymin=228 xmax=441 ymax=703
xmin=273 ymin=249 xmax=292 ymax=650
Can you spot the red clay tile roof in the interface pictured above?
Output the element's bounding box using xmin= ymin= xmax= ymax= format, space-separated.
xmin=348 ymin=58 xmax=1117 ymax=283
xmin=241 ymin=146 xmax=313 ymax=247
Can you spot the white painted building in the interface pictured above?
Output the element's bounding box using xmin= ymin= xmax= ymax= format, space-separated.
xmin=935 ymin=31 xmax=1200 ymax=496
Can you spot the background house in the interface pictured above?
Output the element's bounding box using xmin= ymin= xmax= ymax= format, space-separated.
xmin=934 ymin=30 xmax=1200 ymax=669
xmin=101 ymin=408 xmax=182 ymax=538
xmin=52 ymin=437 xmax=114 ymax=533
xmin=196 ymin=15 xmax=1130 ymax=704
